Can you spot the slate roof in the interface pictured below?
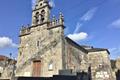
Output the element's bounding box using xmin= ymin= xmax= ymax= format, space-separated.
xmin=87 ymin=48 xmax=110 ymax=54
xmin=80 ymin=45 xmax=93 ymax=49
xmin=65 ymin=37 xmax=110 ymax=54
xmin=65 ymin=37 xmax=88 ymax=53
xmin=0 ymin=55 xmax=17 ymax=65
xmin=0 ymin=55 xmax=8 ymax=61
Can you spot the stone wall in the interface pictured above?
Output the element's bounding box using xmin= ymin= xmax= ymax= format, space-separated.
xmin=16 ymin=23 xmax=64 ymax=77
xmin=116 ymin=70 xmax=120 ymax=80
xmin=15 ymin=0 xmax=116 ymax=79
xmin=88 ymin=51 xmax=114 ymax=80
xmin=0 ymin=59 xmax=16 ymax=80
xmin=64 ymin=38 xmax=88 ymax=73
xmin=116 ymin=58 xmax=120 ymax=70
xmin=0 ymin=61 xmax=4 ymax=74
xmin=1 ymin=65 xmax=13 ymax=79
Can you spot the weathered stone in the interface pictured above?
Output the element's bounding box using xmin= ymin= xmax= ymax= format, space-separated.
xmin=0 ymin=55 xmax=16 ymax=79
xmin=14 ymin=0 xmax=117 ymax=80
xmin=116 ymin=58 xmax=120 ymax=69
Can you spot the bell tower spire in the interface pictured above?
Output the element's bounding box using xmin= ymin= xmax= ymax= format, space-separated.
xmin=32 ymin=0 xmax=51 ymax=26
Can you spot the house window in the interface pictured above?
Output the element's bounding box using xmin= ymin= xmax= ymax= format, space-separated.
xmin=48 ymin=60 xmax=53 ymax=71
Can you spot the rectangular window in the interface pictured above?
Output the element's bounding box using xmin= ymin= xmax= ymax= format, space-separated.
xmin=48 ymin=60 xmax=53 ymax=71
xmin=37 ymin=41 xmax=39 ymax=47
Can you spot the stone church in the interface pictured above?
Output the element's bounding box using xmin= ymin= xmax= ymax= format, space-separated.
xmin=15 ymin=0 xmax=115 ymax=80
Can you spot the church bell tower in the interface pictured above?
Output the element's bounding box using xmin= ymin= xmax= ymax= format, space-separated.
xmin=16 ymin=0 xmax=65 ymax=77
xmin=32 ymin=0 xmax=51 ymax=26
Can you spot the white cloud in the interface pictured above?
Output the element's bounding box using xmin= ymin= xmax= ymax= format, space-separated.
xmin=74 ymin=22 xmax=83 ymax=33
xmin=0 ymin=37 xmax=18 ymax=49
xmin=109 ymin=47 xmax=120 ymax=59
xmin=32 ymin=0 xmax=36 ymax=9
xmin=81 ymin=7 xmax=97 ymax=21
xmin=110 ymin=19 xmax=120 ymax=28
xmin=49 ymin=0 xmax=55 ymax=8
xmin=67 ymin=32 xmax=88 ymax=41
xmin=71 ymin=7 xmax=98 ymax=38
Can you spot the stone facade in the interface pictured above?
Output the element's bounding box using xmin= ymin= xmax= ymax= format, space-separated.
xmin=87 ymin=50 xmax=113 ymax=80
xmin=16 ymin=0 xmax=65 ymax=77
xmin=111 ymin=57 xmax=120 ymax=80
xmin=116 ymin=58 xmax=120 ymax=70
xmin=15 ymin=0 xmax=115 ymax=80
xmin=0 ymin=55 xmax=16 ymax=79
xmin=16 ymin=0 xmax=88 ymax=77
xmin=64 ymin=38 xmax=88 ymax=73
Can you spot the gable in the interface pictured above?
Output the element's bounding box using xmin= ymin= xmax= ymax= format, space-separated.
xmin=65 ymin=37 xmax=88 ymax=54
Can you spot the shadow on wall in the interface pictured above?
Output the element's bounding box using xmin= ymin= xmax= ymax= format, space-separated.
xmin=15 ymin=71 xmax=91 ymax=80
xmin=116 ymin=70 xmax=120 ymax=80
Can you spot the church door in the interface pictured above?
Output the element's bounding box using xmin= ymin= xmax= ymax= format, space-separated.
xmin=33 ymin=60 xmax=41 ymax=77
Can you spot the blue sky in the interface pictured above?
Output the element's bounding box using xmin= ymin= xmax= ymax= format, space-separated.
xmin=0 ymin=0 xmax=120 ymax=59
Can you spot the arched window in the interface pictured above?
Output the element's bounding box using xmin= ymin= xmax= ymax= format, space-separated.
xmin=41 ymin=10 xmax=45 ymax=14
xmin=40 ymin=3 xmax=43 ymax=6
xmin=40 ymin=10 xmax=45 ymax=22
xmin=35 ymin=12 xmax=39 ymax=24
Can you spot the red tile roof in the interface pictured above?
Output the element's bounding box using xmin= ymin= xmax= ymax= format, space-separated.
xmin=0 ymin=55 xmax=8 ymax=61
